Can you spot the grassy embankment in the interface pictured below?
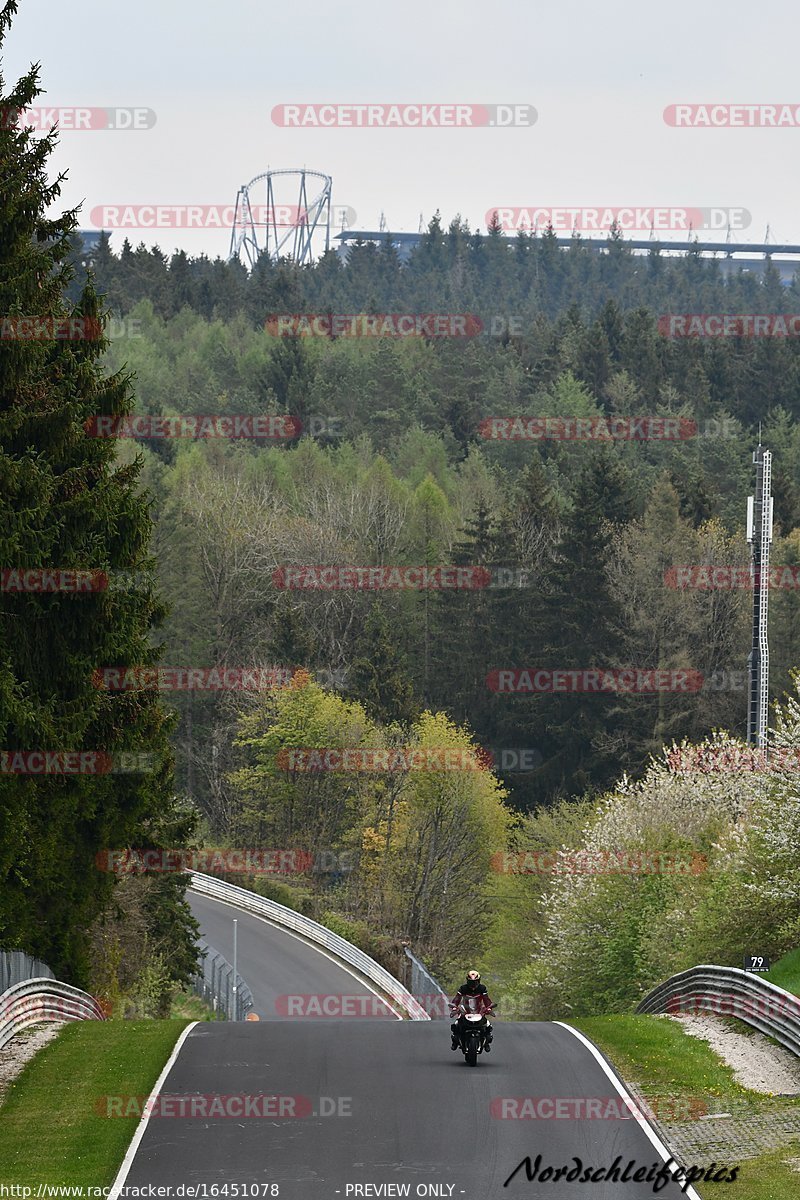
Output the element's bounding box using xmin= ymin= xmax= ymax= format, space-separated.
xmin=573 ymin=1013 xmax=800 ymax=1200
xmin=0 ymin=1020 xmax=189 ymax=1185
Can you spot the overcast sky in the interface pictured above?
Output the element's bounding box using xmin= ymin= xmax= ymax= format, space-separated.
xmin=4 ymin=0 xmax=800 ymax=260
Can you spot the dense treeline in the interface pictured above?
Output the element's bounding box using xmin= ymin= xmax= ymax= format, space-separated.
xmin=71 ymin=230 xmax=800 ymax=531
xmin=3 ymin=0 xmax=799 ymax=1003
xmin=71 ymin=220 xmax=800 ymax=341
xmin=102 ymin=297 xmax=800 ymax=510
xmin=97 ymin=293 xmax=800 ymax=818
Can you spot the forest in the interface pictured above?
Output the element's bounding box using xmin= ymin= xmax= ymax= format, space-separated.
xmin=83 ymin=227 xmax=800 ymax=1004
xmin=3 ymin=29 xmax=800 ymax=1008
xmin=85 ymin=228 xmax=800 ymax=822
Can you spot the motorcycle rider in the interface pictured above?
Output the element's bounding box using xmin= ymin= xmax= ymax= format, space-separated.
xmin=450 ymin=970 xmax=494 ymax=1052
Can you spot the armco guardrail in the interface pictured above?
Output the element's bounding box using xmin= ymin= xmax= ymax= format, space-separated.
xmin=189 ymin=872 xmax=429 ymax=1020
xmin=0 ymin=977 xmax=106 ymax=1050
xmin=636 ymin=965 xmax=800 ymax=1057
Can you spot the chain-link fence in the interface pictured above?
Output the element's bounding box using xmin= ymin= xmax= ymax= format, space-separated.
xmin=192 ymin=939 xmax=254 ymax=1021
xmin=403 ymin=947 xmax=449 ymax=1019
xmin=0 ymin=949 xmax=54 ymax=995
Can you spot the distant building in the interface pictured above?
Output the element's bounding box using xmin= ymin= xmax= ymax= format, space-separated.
xmin=334 ymin=230 xmax=421 ymax=263
xmin=334 ymin=229 xmax=800 ymax=282
xmin=74 ymin=230 xmax=108 ymax=265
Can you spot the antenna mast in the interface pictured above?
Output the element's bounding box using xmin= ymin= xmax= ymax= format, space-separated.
xmin=746 ymin=443 xmax=773 ymax=751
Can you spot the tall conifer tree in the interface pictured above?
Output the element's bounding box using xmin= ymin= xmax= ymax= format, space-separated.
xmin=0 ymin=1 xmax=191 ymax=980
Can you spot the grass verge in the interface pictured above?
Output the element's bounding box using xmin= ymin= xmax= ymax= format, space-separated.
xmin=765 ymin=948 xmax=800 ymax=997
xmin=572 ymin=1014 xmax=755 ymax=1101
xmin=170 ymin=990 xmax=217 ymax=1020
xmin=0 ymin=1020 xmax=189 ymax=1186
xmin=571 ymin=1014 xmax=800 ymax=1200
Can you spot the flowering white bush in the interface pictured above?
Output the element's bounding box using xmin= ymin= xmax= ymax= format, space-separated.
xmin=742 ymin=680 xmax=800 ymax=938
xmin=511 ymin=683 xmax=800 ymax=1018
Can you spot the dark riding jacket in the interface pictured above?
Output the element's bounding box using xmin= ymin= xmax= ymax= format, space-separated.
xmin=449 ymin=982 xmax=495 ymax=1018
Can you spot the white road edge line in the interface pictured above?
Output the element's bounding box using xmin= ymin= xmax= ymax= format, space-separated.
xmin=555 ymin=1022 xmax=703 ymax=1200
xmin=108 ymin=1020 xmax=198 ymax=1200
xmin=195 ymin=894 xmax=406 ymax=1021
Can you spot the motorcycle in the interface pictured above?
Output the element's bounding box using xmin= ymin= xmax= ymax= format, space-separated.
xmin=451 ymin=1000 xmax=494 ymax=1066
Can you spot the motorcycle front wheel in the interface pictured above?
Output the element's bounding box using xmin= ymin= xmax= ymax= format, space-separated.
xmin=465 ymin=1039 xmax=478 ymax=1067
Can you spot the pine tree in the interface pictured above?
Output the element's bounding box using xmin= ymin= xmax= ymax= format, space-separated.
xmin=349 ymin=601 xmax=418 ymax=726
xmin=486 ymin=460 xmax=561 ymax=808
xmin=533 ymin=451 xmax=637 ymax=799
xmin=428 ymin=501 xmax=497 ymax=729
xmin=408 ymin=475 xmax=452 ymax=702
xmin=578 ymin=319 xmax=612 ymax=401
xmin=0 ymin=2 xmax=192 ymax=981
xmin=260 ymin=334 xmax=312 ymax=429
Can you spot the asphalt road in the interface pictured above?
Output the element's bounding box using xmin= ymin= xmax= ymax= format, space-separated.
xmin=121 ymin=1020 xmax=703 ymax=1199
xmin=116 ymin=894 xmax=706 ymax=1199
xmin=188 ymin=891 xmax=398 ymax=1020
